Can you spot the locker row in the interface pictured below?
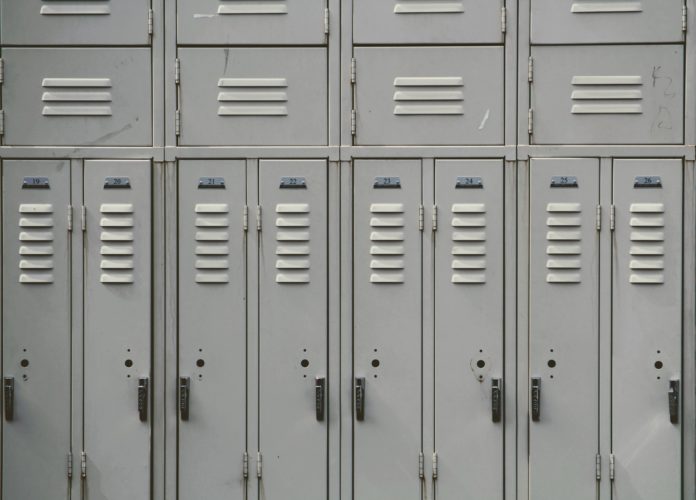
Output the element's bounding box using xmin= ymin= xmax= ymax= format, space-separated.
xmin=0 ymin=0 xmax=688 ymax=45
xmin=1 ymin=157 xmax=687 ymax=500
xmin=0 ymin=44 xmax=687 ymax=146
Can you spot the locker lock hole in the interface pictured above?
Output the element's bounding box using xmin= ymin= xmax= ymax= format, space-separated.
xmin=547 ymin=360 xmax=556 ymax=368
xmin=371 ymin=359 xmax=380 ymax=368
xmin=476 ymin=360 xmax=486 ymax=369
xmin=301 ymin=359 xmax=310 ymax=368
xmin=655 ymin=361 xmax=663 ymax=369
xmin=196 ymin=359 xmax=205 ymax=368
xmin=125 ymin=359 xmax=133 ymax=368
xmin=20 ymin=359 xmax=29 ymax=368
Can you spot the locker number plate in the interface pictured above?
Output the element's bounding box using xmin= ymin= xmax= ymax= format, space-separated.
xmin=22 ymin=177 xmax=50 ymax=189
xmin=456 ymin=176 xmax=483 ymax=189
xmin=374 ymin=177 xmax=401 ymax=189
xmin=280 ymin=177 xmax=307 ymax=189
xmin=104 ymin=177 xmax=131 ymax=189
xmin=550 ymin=176 xmax=578 ymax=188
xmin=199 ymin=177 xmax=226 ymax=189
xmin=634 ymin=176 xmax=662 ymax=188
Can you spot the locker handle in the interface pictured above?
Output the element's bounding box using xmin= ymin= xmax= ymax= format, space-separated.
xmin=138 ymin=377 xmax=149 ymax=422
xmin=491 ymin=378 xmax=503 ymax=423
xmin=669 ymin=379 xmax=679 ymax=424
xmin=3 ymin=377 xmax=14 ymax=422
xmin=315 ymin=377 xmax=326 ymax=422
xmin=179 ymin=377 xmax=191 ymax=421
xmin=355 ymin=377 xmax=366 ymax=422
xmin=531 ymin=377 xmax=541 ymax=422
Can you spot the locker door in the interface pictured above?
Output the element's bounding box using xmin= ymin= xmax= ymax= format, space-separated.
xmin=353 ymin=160 xmax=422 ymax=500
xmin=178 ymin=48 xmax=327 ymax=146
xmin=2 ymin=161 xmax=71 ymax=500
xmin=612 ymin=160 xmax=682 ymax=500
xmin=433 ymin=160 xmax=504 ymax=499
xmin=258 ymin=160 xmax=328 ymax=500
xmin=529 ymin=159 xmax=600 ymax=500
xmin=530 ymin=45 xmax=684 ymax=145
xmin=531 ymin=0 xmax=684 ymax=44
xmin=83 ymin=160 xmax=151 ymax=500
xmin=353 ymin=0 xmax=504 ymax=44
xmin=3 ymin=48 xmax=152 ymax=146
xmin=354 ymin=47 xmax=504 ymax=146
xmin=178 ymin=161 xmax=248 ymax=500
xmin=177 ymin=0 xmax=326 ymax=45
xmin=1 ymin=0 xmax=151 ymax=45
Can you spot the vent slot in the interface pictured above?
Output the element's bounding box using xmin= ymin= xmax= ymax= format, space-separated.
xmin=99 ymin=203 xmax=134 ymax=284
xmin=18 ymin=204 xmax=55 ymax=284
xmin=393 ymin=77 xmax=464 ymax=116
xmin=275 ymin=203 xmax=311 ymax=284
xmin=546 ymin=203 xmax=582 ymax=284
xmin=218 ymin=78 xmax=288 ymax=117
xmin=451 ymin=203 xmax=486 ymax=284
xmin=571 ymin=75 xmax=643 ymax=115
xmin=393 ymin=0 xmax=464 ymax=14
xmin=42 ymin=78 xmax=113 ymax=116
xmin=629 ymin=203 xmax=665 ymax=284
xmin=218 ymin=0 xmax=288 ymax=15
xmin=370 ymin=203 xmax=405 ymax=284
xmin=571 ymin=1 xmax=643 ymax=13
xmin=194 ymin=204 xmax=230 ymax=284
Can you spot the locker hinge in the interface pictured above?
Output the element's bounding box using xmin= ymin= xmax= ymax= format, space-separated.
xmin=432 ymin=452 xmax=439 ymax=480
xmin=243 ymin=205 xmax=249 ymax=232
xmin=0 ymin=58 xmax=4 ymax=84
xmin=683 ymin=5 xmax=688 ymax=32
xmin=256 ymin=206 xmax=262 ymax=232
xmin=68 ymin=205 xmax=73 ymax=232
xmin=595 ymin=454 xmax=602 ymax=481
xmin=609 ymin=454 xmax=616 ymax=481
xmin=418 ymin=204 xmax=424 ymax=231
xmin=432 ymin=205 xmax=438 ymax=232
xmin=596 ymin=205 xmax=601 ymax=231
xmin=0 ymin=110 xmax=5 ymax=136
xmin=610 ymin=205 xmax=616 ymax=231
xmin=418 ymin=452 xmax=425 ymax=480
xmin=527 ymin=109 xmax=533 ymax=135
xmin=351 ymin=58 xmax=357 ymax=84
xmin=81 ymin=206 xmax=87 ymax=232
xmin=67 ymin=452 xmax=73 ymax=479
xmin=351 ymin=109 xmax=357 ymax=136
xmin=256 ymin=453 xmax=263 ymax=479
xmin=148 ymin=9 xmax=154 ymax=35
xmin=80 ymin=451 xmax=87 ymax=479
xmin=324 ymin=8 xmax=330 ymax=35
xmin=528 ymin=57 xmax=534 ymax=83
xmin=175 ymin=109 xmax=181 ymax=136
xmin=175 ymin=58 xmax=181 ymax=85
xmin=501 ymin=6 xmax=507 ymax=33
xmin=243 ymin=452 xmax=249 ymax=480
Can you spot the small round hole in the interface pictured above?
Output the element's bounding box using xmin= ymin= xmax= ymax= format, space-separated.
xmin=657 ymin=350 xmax=661 ymax=354
xmin=476 ymin=360 xmax=486 ymax=369
xmin=550 ymin=375 xmax=554 ymax=379
xmin=548 ymin=360 xmax=557 ymax=368
xmin=301 ymin=359 xmax=310 ymax=368
xmin=22 ymin=348 xmax=27 ymax=352
xmin=655 ymin=361 xmax=663 ymax=369
xmin=303 ymin=375 xmax=307 ymax=378
xmin=374 ymin=349 xmax=378 ymax=353
xmin=373 ymin=374 xmax=378 ymax=378
xmin=127 ymin=348 xmax=131 ymax=352
xmin=196 ymin=359 xmax=205 ymax=368
xmin=125 ymin=359 xmax=133 ymax=368
xmin=127 ymin=374 xmax=131 ymax=378
xmin=198 ymin=348 xmax=203 ymax=353
xmin=479 ymin=349 xmax=483 ymax=353
xmin=371 ymin=359 xmax=380 ymax=368
xmin=20 ymin=359 xmax=29 ymax=368
xmin=303 ymin=348 xmax=307 ymax=353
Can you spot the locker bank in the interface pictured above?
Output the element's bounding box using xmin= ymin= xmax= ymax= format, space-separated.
xmin=0 ymin=1 xmax=694 ymax=500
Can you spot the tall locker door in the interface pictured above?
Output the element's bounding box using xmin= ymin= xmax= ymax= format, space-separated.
xmin=258 ymin=160 xmax=328 ymax=500
xmin=353 ymin=160 xmax=423 ymax=500
xmin=178 ymin=161 xmax=248 ymax=500
xmin=2 ymin=161 xmax=71 ymax=500
xmin=83 ymin=160 xmax=151 ymax=500
xmin=433 ymin=160 xmax=504 ymax=499
xmin=529 ymin=159 xmax=600 ymax=500
xmin=612 ymin=160 xmax=683 ymax=500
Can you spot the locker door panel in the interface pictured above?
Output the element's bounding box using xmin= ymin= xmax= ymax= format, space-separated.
xmin=259 ymin=160 xmax=328 ymax=500
xmin=1 ymin=0 xmax=151 ymax=45
xmin=3 ymin=49 xmax=152 ymax=146
xmin=531 ymin=45 xmax=684 ymax=145
xmin=529 ymin=159 xmax=600 ymax=500
xmin=531 ymin=0 xmax=684 ymax=44
xmin=178 ymin=48 xmax=327 ymax=146
xmin=2 ymin=161 xmax=71 ymax=500
xmin=178 ymin=161 xmax=247 ymax=500
xmin=177 ymin=0 xmax=326 ymax=45
xmin=353 ymin=160 xmax=422 ymax=500
xmin=354 ymin=47 xmax=504 ymax=146
xmin=83 ymin=160 xmax=151 ymax=500
xmin=353 ymin=0 xmax=504 ymax=44
xmin=612 ymin=159 xmax=682 ymax=500
xmin=434 ymin=160 xmax=504 ymax=500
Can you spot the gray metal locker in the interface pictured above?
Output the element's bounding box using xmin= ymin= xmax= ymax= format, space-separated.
xmin=529 ymin=159 xmax=600 ymax=500
xmin=2 ymin=49 xmax=152 ymax=146
xmin=177 ymin=48 xmax=327 ymax=146
xmin=83 ymin=160 xmax=151 ymax=500
xmin=353 ymin=0 xmax=504 ymax=44
xmin=433 ymin=160 xmax=504 ymax=500
xmin=353 ymin=160 xmax=423 ymax=500
xmin=1 ymin=0 xmax=151 ymax=46
xmin=530 ymin=45 xmax=684 ymax=145
xmin=612 ymin=159 xmax=683 ymax=500
xmin=354 ymin=47 xmax=504 ymax=146
xmin=177 ymin=0 xmax=326 ymax=45
xmin=1 ymin=160 xmax=72 ymax=500
xmin=531 ymin=0 xmax=684 ymax=44
xmin=258 ymin=160 xmax=328 ymax=499
xmin=177 ymin=161 xmax=248 ymax=500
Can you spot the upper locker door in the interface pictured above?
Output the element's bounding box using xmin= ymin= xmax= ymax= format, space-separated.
xmin=2 ymin=161 xmax=71 ymax=500
xmin=258 ymin=160 xmax=328 ymax=500
xmin=353 ymin=160 xmax=422 ymax=500
xmin=177 ymin=0 xmax=326 ymax=45
xmin=83 ymin=161 xmax=151 ymax=500
xmin=529 ymin=159 xmax=600 ymax=500
xmin=178 ymin=48 xmax=327 ymax=146
xmin=178 ymin=161 xmax=248 ymax=500
xmin=354 ymin=47 xmax=504 ymax=146
xmin=531 ymin=0 xmax=685 ymax=44
xmin=353 ymin=0 xmax=504 ymax=44
xmin=612 ymin=160 xmax=683 ymax=500
xmin=530 ymin=45 xmax=684 ymax=145
xmin=433 ymin=160 xmax=504 ymax=500
xmin=1 ymin=0 xmax=151 ymax=45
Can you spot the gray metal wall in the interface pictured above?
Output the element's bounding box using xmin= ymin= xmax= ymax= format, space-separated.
xmin=0 ymin=1 xmax=694 ymax=500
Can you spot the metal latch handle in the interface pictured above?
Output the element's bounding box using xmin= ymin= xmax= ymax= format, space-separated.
xmin=179 ymin=377 xmax=191 ymax=421
xmin=355 ymin=377 xmax=366 ymax=422
xmin=3 ymin=377 xmax=14 ymax=421
xmin=492 ymin=378 xmax=503 ymax=423
xmin=138 ymin=377 xmax=149 ymax=422
xmin=669 ymin=379 xmax=680 ymax=424
xmin=531 ymin=377 xmax=541 ymax=422
xmin=315 ymin=377 xmax=326 ymax=422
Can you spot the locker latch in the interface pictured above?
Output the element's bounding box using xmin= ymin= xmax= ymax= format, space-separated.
xmin=355 ymin=377 xmax=366 ymax=421
xmin=179 ymin=377 xmax=191 ymax=421
xmin=669 ymin=379 xmax=680 ymax=424
xmin=138 ymin=377 xmax=149 ymax=422
xmin=315 ymin=376 xmax=326 ymax=422
xmin=491 ymin=378 xmax=503 ymax=423
xmin=3 ymin=377 xmax=14 ymax=421
xmin=531 ymin=377 xmax=541 ymax=422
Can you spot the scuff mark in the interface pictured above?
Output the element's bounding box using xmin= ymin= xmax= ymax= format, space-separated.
xmin=85 ymin=123 xmax=133 ymax=146
xmin=478 ymin=109 xmax=490 ymax=130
